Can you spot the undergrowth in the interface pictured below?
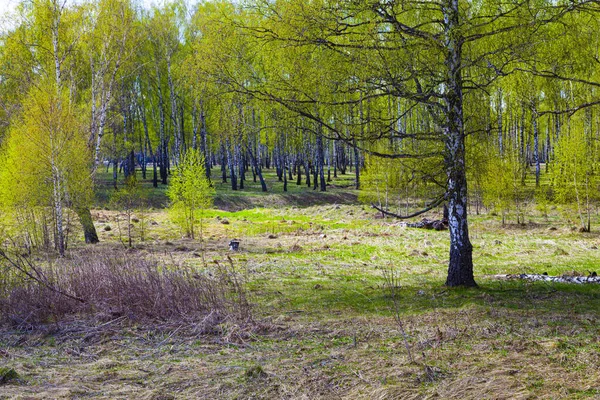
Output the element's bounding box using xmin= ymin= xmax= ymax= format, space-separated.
xmin=0 ymin=248 xmax=251 ymax=329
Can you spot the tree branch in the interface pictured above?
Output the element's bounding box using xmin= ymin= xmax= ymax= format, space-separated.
xmin=371 ymin=195 xmax=445 ymax=219
xmin=0 ymin=249 xmax=86 ymax=304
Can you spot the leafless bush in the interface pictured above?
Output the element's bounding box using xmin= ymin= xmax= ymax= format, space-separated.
xmin=0 ymin=248 xmax=251 ymax=329
xmin=382 ymin=268 xmax=439 ymax=382
xmin=382 ymin=268 xmax=414 ymax=363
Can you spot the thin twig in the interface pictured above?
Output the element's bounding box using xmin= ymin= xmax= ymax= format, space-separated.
xmin=382 ymin=268 xmax=414 ymax=363
xmin=0 ymin=249 xmax=85 ymax=303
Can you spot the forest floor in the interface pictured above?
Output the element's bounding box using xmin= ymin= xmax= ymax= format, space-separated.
xmin=2 ymin=170 xmax=600 ymax=399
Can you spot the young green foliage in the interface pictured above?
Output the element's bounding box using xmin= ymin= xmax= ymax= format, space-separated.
xmin=0 ymin=81 xmax=92 ymax=254
xmin=480 ymin=148 xmax=526 ymax=225
xmin=551 ymin=113 xmax=600 ymax=231
xmin=167 ymin=150 xmax=214 ymax=240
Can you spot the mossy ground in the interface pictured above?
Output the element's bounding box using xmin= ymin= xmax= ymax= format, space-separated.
xmin=2 ymin=169 xmax=600 ymax=399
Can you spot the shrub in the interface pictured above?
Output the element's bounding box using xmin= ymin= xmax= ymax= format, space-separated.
xmin=0 ymin=249 xmax=250 ymax=328
xmin=167 ymin=151 xmax=214 ymax=240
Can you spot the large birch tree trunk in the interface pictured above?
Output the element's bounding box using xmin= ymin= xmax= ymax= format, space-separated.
xmin=443 ymin=0 xmax=476 ymax=287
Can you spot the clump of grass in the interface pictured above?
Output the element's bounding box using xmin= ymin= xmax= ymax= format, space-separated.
xmin=0 ymin=367 xmax=19 ymax=384
xmin=245 ymin=365 xmax=267 ymax=380
xmin=554 ymin=247 xmax=568 ymax=256
xmin=0 ymin=249 xmax=251 ymax=328
xmin=289 ymin=243 xmax=303 ymax=252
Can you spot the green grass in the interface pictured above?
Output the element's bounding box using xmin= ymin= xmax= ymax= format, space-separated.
xmin=3 ymin=165 xmax=600 ymax=398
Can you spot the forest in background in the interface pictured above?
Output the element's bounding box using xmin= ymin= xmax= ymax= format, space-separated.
xmin=1 ymin=0 xmax=600 ymax=284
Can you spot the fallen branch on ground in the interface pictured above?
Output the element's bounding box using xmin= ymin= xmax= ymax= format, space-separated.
xmin=494 ymin=273 xmax=600 ymax=284
xmin=371 ymin=202 xmax=448 ymax=230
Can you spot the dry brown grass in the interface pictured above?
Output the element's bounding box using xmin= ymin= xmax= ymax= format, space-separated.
xmin=1 ymin=303 xmax=599 ymax=399
xmin=0 ymin=248 xmax=250 ymax=329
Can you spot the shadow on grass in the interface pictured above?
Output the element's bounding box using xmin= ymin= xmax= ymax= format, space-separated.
xmin=95 ymin=169 xmax=360 ymax=211
xmin=211 ymin=168 xmax=360 ymax=210
xmin=214 ymin=191 xmax=359 ymax=211
xmin=275 ymin=277 xmax=600 ymax=319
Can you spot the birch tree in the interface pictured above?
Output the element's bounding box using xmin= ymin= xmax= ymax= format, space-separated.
xmin=0 ymin=81 xmax=93 ymax=255
xmin=221 ymin=0 xmax=600 ymax=286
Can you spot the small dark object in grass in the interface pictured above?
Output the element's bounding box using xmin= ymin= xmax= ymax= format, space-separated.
xmin=221 ymin=219 xmax=230 ymax=225
xmin=131 ymin=218 xmax=139 ymax=223
xmin=421 ymin=365 xmax=445 ymax=383
xmin=229 ymin=240 xmax=240 ymax=251
xmin=313 ymin=284 xmax=322 ymax=290
xmin=431 ymin=220 xmax=444 ymax=230
xmin=549 ymin=227 xmax=557 ymax=231
xmin=103 ymin=225 xmax=112 ymax=232
xmin=543 ymin=272 xmax=548 ymax=275
xmin=268 ymin=234 xmax=277 ymax=239
xmin=164 ymin=241 xmax=174 ymax=246
xmin=0 ymin=367 xmax=19 ymax=384
xmin=245 ymin=365 xmax=267 ymax=380
xmin=589 ymin=271 xmax=597 ymax=277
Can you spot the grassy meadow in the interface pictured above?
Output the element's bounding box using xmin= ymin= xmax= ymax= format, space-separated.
xmin=2 ymin=168 xmax=600 ymax=399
